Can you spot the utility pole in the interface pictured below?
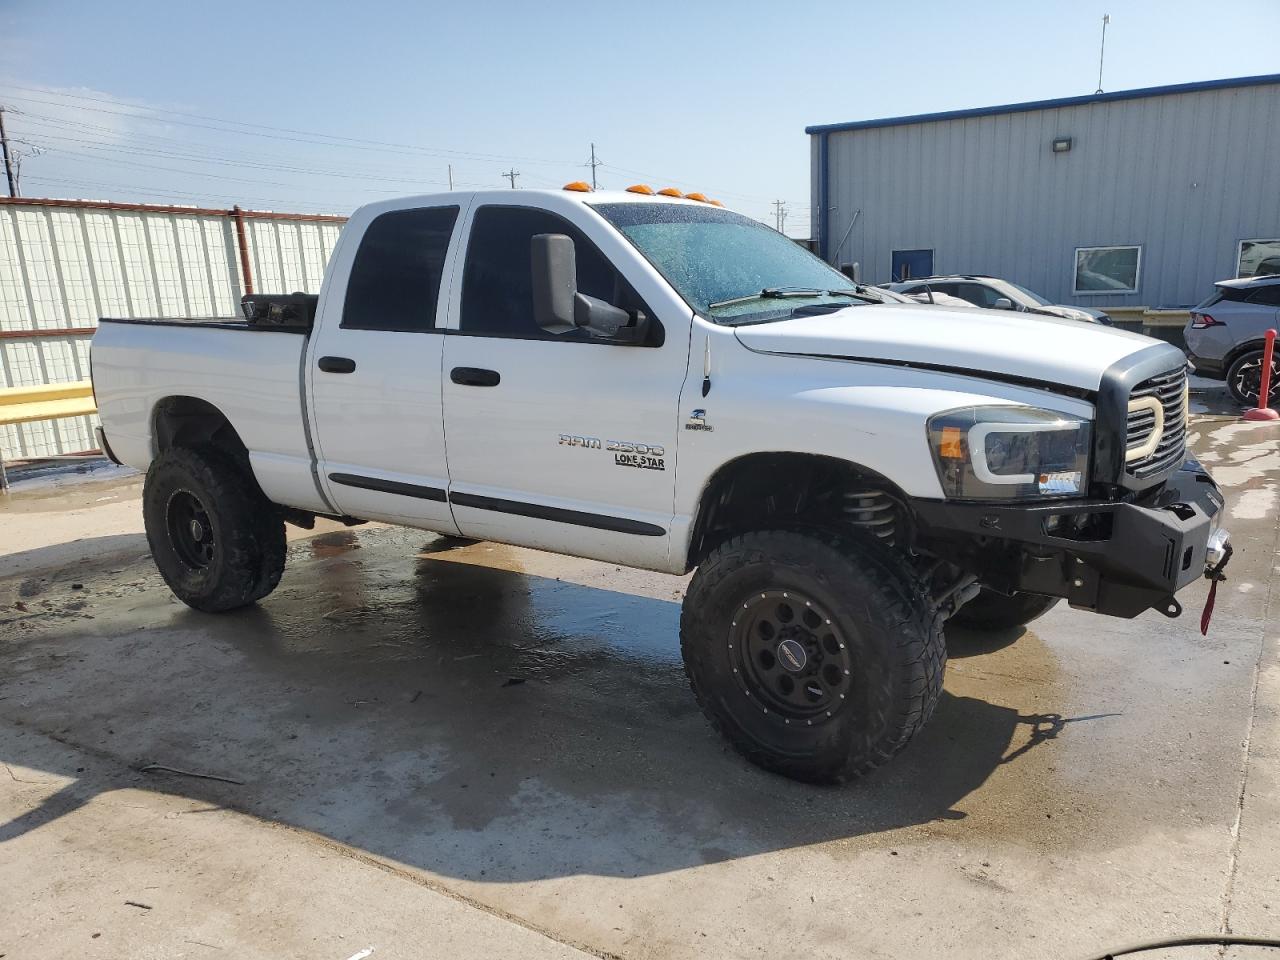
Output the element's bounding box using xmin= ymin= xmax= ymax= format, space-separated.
xmin=772 ymin=199 xmax=786 ymax=233
xmin=589 ymin=143 xmax=601 ymax=191
xmin=0 ymin=107 xmax=17 ymax=198
xmin=447 ymin=164 xmax=453 ymax=190
xmin=1095 ymin=13 xmax=1110 ymax=94
xmin=502 ymin=168 xmax=520 ymax=189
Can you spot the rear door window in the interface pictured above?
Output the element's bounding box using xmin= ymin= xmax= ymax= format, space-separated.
xmin=342 ymin=206 xmax=459 ymax=332
xmin=1246 ymin=285 xmax=1280 ymax=307
xmin=952 ymin=283 xmax=1001 ymax=307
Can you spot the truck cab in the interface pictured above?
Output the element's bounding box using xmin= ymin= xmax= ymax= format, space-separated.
xmin=91 ymin=185 xmax=1231 ymax=784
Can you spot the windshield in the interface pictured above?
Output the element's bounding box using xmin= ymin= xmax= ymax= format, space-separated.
xmin=592 ymin=202 xmax=872 ymax=323
xmin=1003 ymin=281 xmax=1053 ymax=306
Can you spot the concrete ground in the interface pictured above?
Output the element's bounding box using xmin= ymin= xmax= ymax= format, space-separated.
xmin=1 ymin=391 xmax=1277 ymax=960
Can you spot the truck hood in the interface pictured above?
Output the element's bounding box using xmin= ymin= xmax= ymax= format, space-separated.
xmin=732 ymin=303 xmax=1158 ymax=392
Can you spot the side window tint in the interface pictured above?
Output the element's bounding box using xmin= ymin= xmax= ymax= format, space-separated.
xmin=460 ymin=206 xmax=644 ymax=339
xmin=1246 ymin=285 xmax=1280 ymax=307
xmin=952 ymin=284 xmax=985 ymax=306
xmin=342 ymin=206 xmax=459 ymax=332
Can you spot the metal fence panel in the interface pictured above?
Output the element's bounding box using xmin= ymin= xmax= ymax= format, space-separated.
xmin=0 ymin=199 xmax=345 ymax=461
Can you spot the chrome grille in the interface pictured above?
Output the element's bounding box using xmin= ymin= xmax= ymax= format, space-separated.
xmin=1125 ymin=367 xmax=1188 ymax=479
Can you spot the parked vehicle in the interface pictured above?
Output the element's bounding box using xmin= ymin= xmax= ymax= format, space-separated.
xmin=1185 ymin=275 xmax=1280 ymax=405
xmin=902 ymin=290 xmax=975 ymax=309
xmin=885 ymin=275 xmax=1112 ymax=324
xmin=91 ymin=187 xmax=1230 ymax=784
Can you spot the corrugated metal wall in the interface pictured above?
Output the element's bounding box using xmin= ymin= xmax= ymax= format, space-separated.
xmin=812 ymin=80 xmax=1280 ymax=307
xmin=0 ymin=200 xmax=343 ymax=461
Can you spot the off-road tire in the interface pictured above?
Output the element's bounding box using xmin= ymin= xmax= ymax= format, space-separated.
xmin=143 ymin=446 xmax=287 ymax=612
xmin=948 ymin=588 xmax=1059 ymax=630
xmin=680 ymin=529 xmax=945 ymax=784
xmin=1226 ymin=349 xmax=1279 ymax=407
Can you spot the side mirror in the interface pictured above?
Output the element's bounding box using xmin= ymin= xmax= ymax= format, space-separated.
xmin=992 ymin=297 xmax=1014 ymax=310
xmin=531 ymin=233 xmax=578 ymax=334
xmin=531 ymin=233 xmax=647 ymax=342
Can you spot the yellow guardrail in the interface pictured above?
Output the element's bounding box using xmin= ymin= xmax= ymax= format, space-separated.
xmin=0 ymin=381 xmax=97 ymax=427
xmin=0 ymin=380 xmax=99 ymax=490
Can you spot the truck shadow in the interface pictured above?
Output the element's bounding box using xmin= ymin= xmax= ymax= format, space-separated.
xmin=0 ymin=530 xmax=1090 ymax=882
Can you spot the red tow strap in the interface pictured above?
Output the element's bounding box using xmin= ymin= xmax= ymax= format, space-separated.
xmin=1200 ymin=579 xmax=1218 ymax=636
xmin=1200 ymin=540 xmax=1233 ymax=636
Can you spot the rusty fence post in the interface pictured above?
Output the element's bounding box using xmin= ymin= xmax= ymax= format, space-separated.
xmin=232 ymin=205 xmax=254 ymax=297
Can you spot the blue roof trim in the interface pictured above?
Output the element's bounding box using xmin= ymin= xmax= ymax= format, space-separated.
xmin=804 ymin=73 xmax=1280 ymax=135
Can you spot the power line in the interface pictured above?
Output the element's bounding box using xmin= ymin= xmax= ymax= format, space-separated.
xmin=20 ymin=173 xmax=350 ymax=213
xmin=17 ymin=131 xmax=471 ymax=187
xmin=0 ymin=88 xmax=579 ymax=166
xmin=503 ymin=168 xmax=520 ymax=189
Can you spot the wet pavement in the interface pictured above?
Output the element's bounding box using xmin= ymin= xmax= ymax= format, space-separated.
xmin=1 ymin=389 xmax=1277 ymax=960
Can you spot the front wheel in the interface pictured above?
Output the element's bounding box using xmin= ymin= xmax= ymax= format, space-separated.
xmin=143 ymin=446 xmax=286 ymax=612
xmin=680 ymin=530 xmax=945 ymax=784
xmin=1226 ymin=349 xmax=1280 ymax=407
xmin=948 ymin=589 xmax=1059 ymax=631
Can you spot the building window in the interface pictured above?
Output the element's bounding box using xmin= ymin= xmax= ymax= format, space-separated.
xmin=1073 ymin=245 xmax=1141 ymax=294
xmin=1237 ymin=239 xmax=1280 ymax=278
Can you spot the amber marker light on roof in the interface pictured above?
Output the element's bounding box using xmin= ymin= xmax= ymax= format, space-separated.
xmin=656 ymin=187 xmax=683 ymax=197
xmin=708 ymin=199 xmax=724 ymax=206
xmin=563 ymin=181 xmax=593 ymax=192
xmin=626 ymin=184 xmax=656 ymax=195
xmin=684 ymin=192 xmax=709 ymax=202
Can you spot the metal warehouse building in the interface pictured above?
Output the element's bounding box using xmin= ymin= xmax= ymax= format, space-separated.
xmin=807 ymin=74 xmax=1280 ymax=310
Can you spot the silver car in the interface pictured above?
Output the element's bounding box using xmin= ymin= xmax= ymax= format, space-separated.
xmin=1185 ymin=275 xmax=1280 ymax=405
xmin=883 ymin=275 xmax=1112 ymax=324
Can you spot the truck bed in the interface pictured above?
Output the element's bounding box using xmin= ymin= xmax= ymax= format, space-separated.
xmin=98 ymin=315 xmax=309 ymax=332
xmin=92 ymin=317 xmax=328 ymax=513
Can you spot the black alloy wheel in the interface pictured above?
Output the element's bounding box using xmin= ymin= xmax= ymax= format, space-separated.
xmin=1227 ymin=350 xmax=1280 ymax=407
xmin=730 ymin=589 xmax=853 ymax=725
xmin=165 ymin=489 xmax=217 ymax=571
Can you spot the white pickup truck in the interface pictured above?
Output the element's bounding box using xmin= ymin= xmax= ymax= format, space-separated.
xmin=91 ymin=186 xmax=1231 ymax=783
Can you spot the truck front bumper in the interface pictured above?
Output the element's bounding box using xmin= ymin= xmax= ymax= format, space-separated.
xmin=911 ymin=458 xmax=1230 ymax=619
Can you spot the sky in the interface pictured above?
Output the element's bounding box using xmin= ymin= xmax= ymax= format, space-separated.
xmin=1 ymin=0 xmax=1278 ymax=237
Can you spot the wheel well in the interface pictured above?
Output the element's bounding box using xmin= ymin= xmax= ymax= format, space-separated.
xmin=685 ymin=453 xmax=912 ymax=569
xmin=152 ymin=396 xmax=249 ymax=466
xmin=1225 ymin=339 xmax=1268 ymax=370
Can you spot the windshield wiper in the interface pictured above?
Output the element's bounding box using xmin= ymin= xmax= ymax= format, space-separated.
xmin=825 ymin=286 xmax=890 ymax=304
xmin=708 ymin=287 xmax=828 ymax=310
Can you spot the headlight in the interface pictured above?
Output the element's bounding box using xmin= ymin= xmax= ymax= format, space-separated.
xmin=927 ymin=406 xmax=1092 ymax=500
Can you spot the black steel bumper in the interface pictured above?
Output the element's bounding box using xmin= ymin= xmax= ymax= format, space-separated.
xmin=911 ymin=458 xmax=1229 ymax=619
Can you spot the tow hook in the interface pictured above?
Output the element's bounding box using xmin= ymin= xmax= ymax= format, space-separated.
xmin=1200 ymin=529 xmax=1233 ymax=636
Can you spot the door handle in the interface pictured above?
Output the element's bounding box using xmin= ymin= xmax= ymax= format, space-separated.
xmin=451 ymin=366 xmax=501 ymax=387
xmin=318 ymin=356 xmax=356 ymax=374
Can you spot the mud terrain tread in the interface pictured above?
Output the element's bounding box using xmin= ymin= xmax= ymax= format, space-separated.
xmin=680 ymin=529 xmax=944 ymax=783
xmin=143 ymin=446 xmax=286 ymax=613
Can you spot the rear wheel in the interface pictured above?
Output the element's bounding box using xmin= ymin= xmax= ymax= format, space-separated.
xmin=143 ymin=447 xmax=286 ymax=612
xmin=1226 ymin=349 xmax=1280 ymax=407
xmin=680 ymin=530 xmax=944 ymax=784
xmin=949 ymin=589 xmax=1059 ymax=631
